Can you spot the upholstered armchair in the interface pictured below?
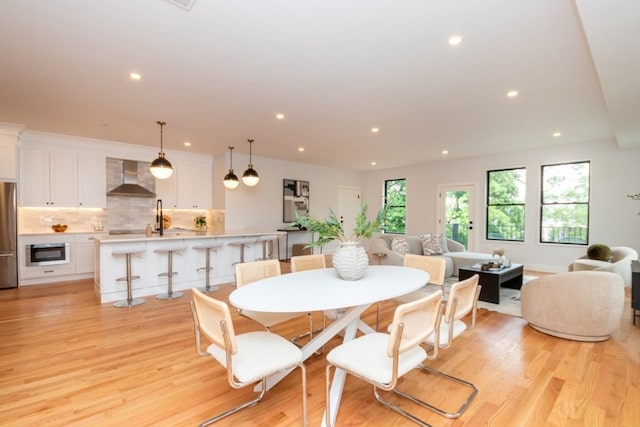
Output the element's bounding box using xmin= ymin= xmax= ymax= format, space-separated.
xmin=569 ymin=246 xmax=638 ymax=287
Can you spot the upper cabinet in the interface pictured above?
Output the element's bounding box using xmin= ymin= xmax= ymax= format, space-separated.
xmin=0 ymin=124 xmax=23 ymax=181
xmin=20 ymin=146 xmax=106 ymax=208
xmin=21 ymin=148 xmax=78 ymax=207
xmin=156 ymin=159 xmax=211 ymax=209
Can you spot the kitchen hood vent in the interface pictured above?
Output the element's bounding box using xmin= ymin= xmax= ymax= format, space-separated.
xmin=107 ymin=160 xmax=156 ymax=198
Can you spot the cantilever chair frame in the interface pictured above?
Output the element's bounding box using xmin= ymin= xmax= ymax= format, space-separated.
xmin=189 ymin=289 xmax=307 ymax=426
xmin=326 ymin=292 xmax=444 ymax=427
xmin=392 ymin=274 xmax=481 ymax=420
xmin=289 ymin=254 xmax=327 ymax=348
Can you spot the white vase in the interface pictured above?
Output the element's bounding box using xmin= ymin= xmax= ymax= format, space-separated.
xmin=332 ymin=241 xmax=369 ymax=280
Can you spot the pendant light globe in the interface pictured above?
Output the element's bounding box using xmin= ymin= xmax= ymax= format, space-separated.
xmin=223 ymin=146 xmax=240 ymax=190
xmin=150 ymin=121 xmax=174 ymax=179
xmin=242 ymin=139 xmax=260 ymax=186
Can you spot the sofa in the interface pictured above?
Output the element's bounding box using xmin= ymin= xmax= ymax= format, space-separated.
xmin=367 ymin=234 xmax=495 ymax=278
xmin=521 ymin=271 xmax=624 ymax=342
xmin=568 ymin=246 xmax=638 ymax=287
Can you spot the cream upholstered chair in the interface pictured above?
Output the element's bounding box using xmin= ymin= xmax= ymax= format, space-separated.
xmin=521 ymin=271 xmax=624 ymax=342
xmin=569 ymin=246 xmax=638 ymax=287
xmin=189 ymin=289 xmax=307 ymax=426
xmin=290 ymin=254 xmax=326 ymax=272
xmin=235 ymin=259 xmax=314 ymax=342
xmin=325 ymin=291 xmax=444 ymax=427
xmin=417 ymin=274 xmax=481 ymax=419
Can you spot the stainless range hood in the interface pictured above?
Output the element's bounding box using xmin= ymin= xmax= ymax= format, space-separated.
xmin=107 ymin=160 xmax=156 ymax=198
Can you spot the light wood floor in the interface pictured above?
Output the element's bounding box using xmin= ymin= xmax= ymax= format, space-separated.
xmin=1 ymin=268 xmax=638 ymax=427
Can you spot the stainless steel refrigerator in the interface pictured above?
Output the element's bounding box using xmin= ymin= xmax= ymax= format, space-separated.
xmin=0 ymin=182 xmax=18 ymax=288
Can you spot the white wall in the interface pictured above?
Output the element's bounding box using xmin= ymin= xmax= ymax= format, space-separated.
xmin=360 ymin=139 xmax=640 ymax=272
xmin=220 ymin=153 xmax=361 ymax=233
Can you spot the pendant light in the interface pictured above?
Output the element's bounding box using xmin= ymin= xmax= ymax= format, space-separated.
xmin=223 ymin=146 xmax=239 ymax=189
xmin=242 ymin=138 xmax=259 ymax=186
xmin=150 ymin=121 xmax=174 ymax=179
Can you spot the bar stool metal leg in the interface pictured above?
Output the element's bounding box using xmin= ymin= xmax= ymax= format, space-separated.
xmin=157 ymin=249 xmax=184 ymax=300
xmin=114 ymin=253 xmax=145 ymax=308
xmin=197 ymin=247 xmax=220 ymax=293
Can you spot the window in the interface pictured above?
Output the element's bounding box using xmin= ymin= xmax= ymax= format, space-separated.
xmin=540 ymin=161 xmax=590 ymax=244
xmin=486 ymin=168 xmax=526 ymax=241
xmin=383 ymin=178 xmax=406 ymax=234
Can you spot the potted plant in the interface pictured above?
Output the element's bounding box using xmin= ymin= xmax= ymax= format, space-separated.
xmin=291 ymin=204 xmax=386 ymax=280
xmin=193 ymin=215 xmax=207 ymax=232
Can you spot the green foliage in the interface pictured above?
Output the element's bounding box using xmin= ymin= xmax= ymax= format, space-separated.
xmin=384 ymin=179 xmax=406 ymax=233
xmin=291 ymin=204 xmax=387 ymax=248
xmin=487 ymin=169 xmax=526 ymax=241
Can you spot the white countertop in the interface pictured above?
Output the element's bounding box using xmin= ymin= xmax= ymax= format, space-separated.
xmin=94 ymin=230 xmax=285 ymax=244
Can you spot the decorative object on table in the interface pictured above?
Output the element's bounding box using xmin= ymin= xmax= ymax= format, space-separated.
xmin=492 ymin=248 xmax=508 ymax=266
xmin=241 ymin=138 xmax=260 ymax=186
xmin=52 ymin=224 xmax=67 ymax=232
xmin=193 ymin=215 xmax=207 ymax=232
xmin=223 ymin=146 xmax=239 ymax=189
xmin=291 ymin=203 xmax=386 ymax=280
xmin=149 ymin=120 xmax=173 ymax=179
xmin=162 ymin=215 xmax=172 ymax=230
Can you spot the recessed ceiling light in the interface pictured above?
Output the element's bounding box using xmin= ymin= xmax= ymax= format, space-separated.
xmin=507 ymin=90 xmax=519 ymax=98
xmin=184 ymin=141 xmax=191 ymax=147
xmin=129 ymin=72 xmax=142 ymax=80
xmin=552 ymin=132 xmax=562 ymax=138
xmin=276 ymin=113 xmax=285 ymax=120
xmin=448 ymin=35 xmax=462 ymax=46
xmin=370 ymin=161 xmax=377 ymax=166
xmin=371 ymin=127 xmax=379 ymax=133
xmin=298 ymin=147 xmax=304 ymax=152
xmin=442 ymin=150 xmax=449 ymax=155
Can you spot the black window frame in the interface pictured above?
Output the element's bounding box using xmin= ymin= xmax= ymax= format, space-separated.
xmin=383 ymin=178 xmax=406 ymax=234
xmin=486 ymin=167 xmax=526 ymax=242
xmin=539 ymin=160 xmax=590 ymax=245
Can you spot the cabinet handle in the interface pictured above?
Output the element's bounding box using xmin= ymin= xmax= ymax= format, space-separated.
xmin=44 ymin=270 xmax=54 ymax=273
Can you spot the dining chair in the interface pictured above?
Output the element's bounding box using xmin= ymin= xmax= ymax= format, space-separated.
xmin=413 ymin=273 xmax=481 ymax=419
xmin=290 ymin=254 xmax=328 ymax=350
xmin=325 ymin=291 xmax=444 ymax=427
xmin=235 ymin=259 xmax=315 ymax=344
xmin=376 ymin=254 xmax=447 ymax=330
xmin=189 ymin=288 xmax=307 ymax=426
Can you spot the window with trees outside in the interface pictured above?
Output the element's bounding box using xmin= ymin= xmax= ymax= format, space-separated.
xmin=540 ymin=161 xmax=590 ymax=245
xmin=383 ymin=178 xmax=406 ymax=234
xmin=487 ymin=168 xmax=526 ymax=241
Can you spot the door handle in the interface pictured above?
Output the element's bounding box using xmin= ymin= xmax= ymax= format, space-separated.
xmin=0 ymin=253 xmax=15 ymax=257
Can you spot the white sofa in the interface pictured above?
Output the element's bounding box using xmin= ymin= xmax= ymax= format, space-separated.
xmin=568 ymin=246 xmax=638 ymax=287
xmin=367 ymin=234 xmax=494 ymax=278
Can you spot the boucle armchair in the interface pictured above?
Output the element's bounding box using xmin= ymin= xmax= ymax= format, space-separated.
xmin=521 ymin=271 xmax=624 ymax=342
xmin=569 ymin=246 xmax=638 ymax=287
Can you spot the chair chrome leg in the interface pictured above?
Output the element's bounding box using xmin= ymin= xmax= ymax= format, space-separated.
xmin=387 ymin=364 xmax=478 ymax=419
xmin=198 ymin=380 xmax=267 ymax=427
xmin=373 ymin=386 xmax=432 ymax=427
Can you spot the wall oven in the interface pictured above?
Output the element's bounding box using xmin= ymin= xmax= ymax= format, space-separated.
xmin=25 ymin=243 xmax=71 ymax=266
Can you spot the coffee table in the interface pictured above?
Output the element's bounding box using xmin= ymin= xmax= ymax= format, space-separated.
xmin=458 ymin=263 xmax=524 ymax=304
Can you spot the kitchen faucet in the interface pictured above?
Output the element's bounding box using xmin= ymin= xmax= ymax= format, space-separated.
xmin=156 ymin=199 xmax=163 ymax=236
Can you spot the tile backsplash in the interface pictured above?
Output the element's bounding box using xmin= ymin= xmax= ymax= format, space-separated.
xmin=18 ymin=158 xmax=224 ymax=234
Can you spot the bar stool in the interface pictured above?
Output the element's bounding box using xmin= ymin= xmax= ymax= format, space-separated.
xmin=155 ymin=244 xmax=187 ymax=300
xmin=112 ymin=244 xmax=146 ymax=308
xmin=258 ymin=234 xmax=280 ymax=261
xmin=228 ymin=238 xmax=259 ymax=285
xmin=193 ymin=241 xmax=224 ymax=293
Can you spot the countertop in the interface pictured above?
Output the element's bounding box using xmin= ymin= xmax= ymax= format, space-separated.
xmin=94 ymin=230 xmax=285 ymax=244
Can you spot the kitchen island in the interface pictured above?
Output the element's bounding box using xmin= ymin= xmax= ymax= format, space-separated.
xmin=95 ymin=231 xmax=284 ymax=304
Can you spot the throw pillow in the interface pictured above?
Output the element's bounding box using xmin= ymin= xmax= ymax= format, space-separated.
xmin=438 ymin=233 xmax=449 ymax=253
xmin=420 ymin=233 xmax=443 ymax=255
xmin=391 ymin=237 xmax=410 ymax=256
xmin=586 ymin=244 xmax=612 ymax=262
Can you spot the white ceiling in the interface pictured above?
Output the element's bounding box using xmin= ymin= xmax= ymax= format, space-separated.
xmin=1 ymin=0 xmax=638 ymax=171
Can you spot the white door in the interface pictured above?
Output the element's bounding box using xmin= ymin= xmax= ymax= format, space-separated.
xmin=338 ymin=186 xmax=361 ymax=241
xmin=436 ymin=184 xmax=477 ymax=250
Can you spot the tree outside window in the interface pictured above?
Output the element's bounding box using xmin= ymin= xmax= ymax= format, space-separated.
xmin=384 ymin=178 xmax=406 ymax=234
xmin=486 ymin=168 xmax=526 ymax=241
xmin=540 ymin=161 xmax=590 ymax=244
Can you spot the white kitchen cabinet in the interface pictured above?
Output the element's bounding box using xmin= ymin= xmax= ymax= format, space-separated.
xmin=20 ymin=148 xmax=77 ymax=207
xmin=78 ymin=155 xmax=106 ymax=208
xmin=75 ymin=234 xmax=103 ymax=274
xmin=0 ymin=135 xmax=18 ymax=180
xmin=155 ymin=160 xmax=211 ymax=209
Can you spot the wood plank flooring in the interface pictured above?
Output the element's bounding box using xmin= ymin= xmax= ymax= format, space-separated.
xmin=1 ymin=269 xmax=638 ymax=426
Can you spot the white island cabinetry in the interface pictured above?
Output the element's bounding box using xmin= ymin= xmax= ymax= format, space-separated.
xmin=95 ymin=232 xmax=279 ymax=304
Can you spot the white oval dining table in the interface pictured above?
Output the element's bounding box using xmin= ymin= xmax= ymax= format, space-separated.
xmin=230 ymin=265 xmax=430 ymax=426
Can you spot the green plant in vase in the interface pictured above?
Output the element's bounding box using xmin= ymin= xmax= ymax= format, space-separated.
xmin=291 ymin=204 xmax=387 ymax=280
xmin=193 ymin=215 xmax=207 ymax=231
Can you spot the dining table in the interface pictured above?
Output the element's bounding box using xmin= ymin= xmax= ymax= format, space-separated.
xmin=229 ymin=264 xmax=430 ymax=426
